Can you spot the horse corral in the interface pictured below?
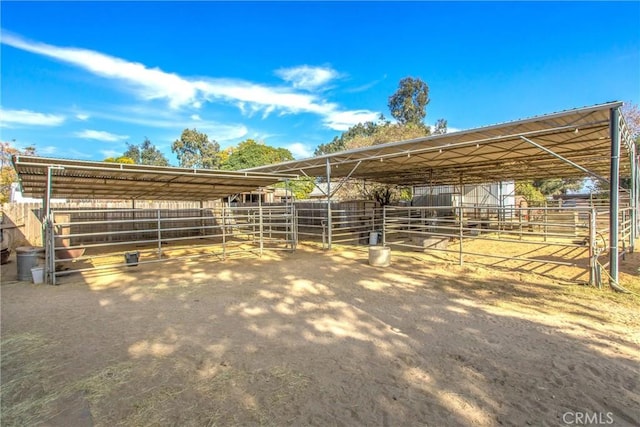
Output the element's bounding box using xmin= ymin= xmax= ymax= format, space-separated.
xmin=1 ymin=101 xmax=639 ymax=426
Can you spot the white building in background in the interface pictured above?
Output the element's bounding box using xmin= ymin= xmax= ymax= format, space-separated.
xmin=9 ymin=182 xmax=67 ymax=203
xmin=412 ymin=181 xmax=516 ymax=208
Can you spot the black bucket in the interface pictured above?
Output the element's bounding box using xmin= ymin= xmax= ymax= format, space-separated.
xmin=124 ymin=251 xmax=139 ymax=267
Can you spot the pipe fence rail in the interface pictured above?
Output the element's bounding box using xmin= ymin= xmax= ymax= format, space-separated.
xmin=46 ymin=205 xmax=296 ymax=284
xmin=40 ymin=201 xmax=634 ymax=287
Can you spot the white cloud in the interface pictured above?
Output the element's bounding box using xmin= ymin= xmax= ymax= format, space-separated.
xmin=75 ymin=129 xmax=129 ymax=142
xmin=76 ymin=113 xmax=90 ymax=121
xmin=99 ymin=149 xmax=122 ymax=158
xmin=275 ymin=65 xmax=339 ymax=91
xmin=37 ymin=146 xmax=59 ymax=155
xmin=286 ymin=142 xmax=313 ymax=159
xmin=190 ymin=114 xmax=201 ymax=121
xmin=2 ymin=32 xmax=198 ymax=109
xmin=0 ymin=108 xmax=65 ymax=126
xmin=323 ymin=110 xmax=380 ymax=131
xmin=2 ymin=32 xmax=381 ymax=131
xmin=191 ymin=123 xmax=248 ymax=142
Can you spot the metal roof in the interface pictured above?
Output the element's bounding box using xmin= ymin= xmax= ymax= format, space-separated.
xmin=246 ymin=101 xmax=634 ymax=186
xmin=12 ymin=156 xmax=298 ymax=201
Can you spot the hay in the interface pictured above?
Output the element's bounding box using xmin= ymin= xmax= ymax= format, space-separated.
xmin=1 ymin=333 xmax=60 ymax=426
xmin=0 ymin=333 xmax=133 ymax=427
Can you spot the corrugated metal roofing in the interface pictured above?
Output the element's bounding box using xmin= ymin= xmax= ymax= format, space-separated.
xmin=12 ymin=156 xmax=298 ymax=201
xmin=246 ymin=101 xmax=634 ymax=186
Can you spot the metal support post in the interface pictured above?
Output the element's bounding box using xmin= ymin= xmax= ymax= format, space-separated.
xmin=629 ymin=144 xmax=637 ymax=252
xmin=326 ymin=158 xmax=332 ymax=250
xmin=609 ymin=108 xmax=621 ymax=287
xmin=589 ymin=207 xmax=597 ymax=287
xmin=459 ymin=175 xmax=464 ymax=266
xmin=157 ymin=209 xmax=162 ymax=259
xmin=382 ymin=206 xmax=387 ymax=246
xmin=258 ymin=189 xmax=264 ymax=256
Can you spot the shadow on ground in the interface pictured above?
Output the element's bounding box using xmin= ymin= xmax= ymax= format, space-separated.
xmin=1 ymin=244 xmax=639 ymax=426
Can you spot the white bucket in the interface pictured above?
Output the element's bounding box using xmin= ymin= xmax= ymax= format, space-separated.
xmin=31 ymin=266 xmax=44 ymax=284
xmin=369 ymin=231 xmax=379 ymax=245
xmin=368 ymin=246 xmax=391 ymax=267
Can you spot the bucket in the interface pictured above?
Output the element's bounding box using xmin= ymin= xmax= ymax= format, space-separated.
xmin=16 ymin=246 xmax=45 ymax=281
xmin=368 ymin=246 xmax=391 ymax=267
xmin=31 ymin=266 xmax=44 ymax=284
xmin=124 ymin=251 xmax=139 ymax=267
xmin=369 ymin=231 xmax=381 ymax=246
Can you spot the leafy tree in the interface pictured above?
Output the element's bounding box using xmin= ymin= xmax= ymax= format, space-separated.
xmin=1 ymin=141 xmax=36 ymax=203
xmin=432 ymin=118 xmax=448 ymax=135
xmin=281 ymin=177 xmax=316 ymax=200
xmin=171 ymin=128 xmax=220 ymax=169
xmin=515 ymin=181 xmax=546 ymax=205
xmin=104 ymin=156 xmax=135 ymax=164
xmin=123 ymin=138 xmax=169 ymax=166
xmin=314 ymin=119 xmax=384 ymax=156
xmin=122 ymin=144 xmax=140 ymax=164
xmin=221 ymin=139 xmax=293 ymax=171
xmin=312 ymin=77 xmax=449 ymax=204
xmin=532 ymin=178 xmax=583 ymax=196
xmin=388 ymin=77 xmax=430 ymax=126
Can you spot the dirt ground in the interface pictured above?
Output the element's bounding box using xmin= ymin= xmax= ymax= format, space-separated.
xmin=1 ymin=242 xmax=639 ymax=426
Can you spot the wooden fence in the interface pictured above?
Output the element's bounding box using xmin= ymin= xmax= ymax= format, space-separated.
xmin=1 ymin=200 xmax=221 ymax=248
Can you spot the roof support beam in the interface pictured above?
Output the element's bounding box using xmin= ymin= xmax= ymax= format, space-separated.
xmin=519 ymin=136 xmax=610 ymax=184
xmin=326 ymin=158 xmax=332 ymax=250
xmin=329 ymin=161 xmax=362 ymax=197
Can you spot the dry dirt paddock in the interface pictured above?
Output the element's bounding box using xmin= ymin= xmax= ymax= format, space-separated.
xmin=1 ymin=243 xmax=639 ymax=427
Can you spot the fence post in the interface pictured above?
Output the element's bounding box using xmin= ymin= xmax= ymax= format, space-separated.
xmin=543 ymin=202 xmax=548 ymax=243
xmin=382 ymin=206 xmax=387 ymax=246
xmin=258 ymin=191 xmax=264 ymax=256
xmin=459 ymin=205 xmax=464 ymax=266
xmin=157 ymin=209 xmax=162 ymax=259
xmin=589 ymin=207 xmax=597 ymax=287
xmin=222 ymin=204 xmax=227 ymax=260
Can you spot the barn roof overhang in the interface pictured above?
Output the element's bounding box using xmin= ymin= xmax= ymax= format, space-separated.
xmin=245 ymin=101 xmax=635 ymax=186
xmin=12 ymin=156 xmax=298 ymax=201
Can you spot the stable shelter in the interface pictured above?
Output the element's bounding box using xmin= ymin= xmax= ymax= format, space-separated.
xmin=11 ymin=157 xmax=298 ymax=284
xmin=247 ymin=101 xmax=638 ymax=288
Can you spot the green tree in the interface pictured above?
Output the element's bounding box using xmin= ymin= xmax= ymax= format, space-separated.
xmin=284 ymin=177 xmax=316 ymax=200
xmin=532 ymin=178 xmax=583 ymax=196
xmin=432 ymin=118 xmax=448 ymax=135
xmin=221 ymin=139 xmax=293 ymax=171
xmin=515 ymin=181 xmax=546 ymax=205
xmin=388 ymin=77 xmax=430 ymax=126
xmin=104 ymin=156 xmax=135 ymax=164
xmin=171 ymin=128 xmax=220 ymax=169
xmin=123 ymin=138 xmax=170 ymax=166
xmin=1 ymin=141 xmax=36 ymax=203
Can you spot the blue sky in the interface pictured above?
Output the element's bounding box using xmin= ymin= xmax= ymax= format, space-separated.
xmin=1 ymin=1 xmax=639 ymax=164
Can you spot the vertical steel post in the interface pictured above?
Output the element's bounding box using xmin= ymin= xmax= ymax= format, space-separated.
xmin=44 ymin=166 xmax=53 ymax=284
xmin=589 ymin=207 xmax=597 ymax=287
xmin=222 ymin=199 xmax=229 ymax=260
xmin=458 ymin=177 xmax=464 ymax=266
xmin=258 ymin=188 xmax=264 ymax=256
xmin=157 ymin=209 xmax=162 ymax=259
xmin=326 ymin=158 xmax=332 ymax=250
xmin=609 ymin=108 xmax=621 ymax=287
xmin=629 ymin=143 xmax=637 ymax=252
xmin=543 ymin=202 xmax=548 ymax=243
xmin=285 ymin=179 xmax=291 ymax=250
xmin=48 ymin=217 xmax=56 ymax=286
xmin=382 ymin=205 xmax=387 ymax=246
